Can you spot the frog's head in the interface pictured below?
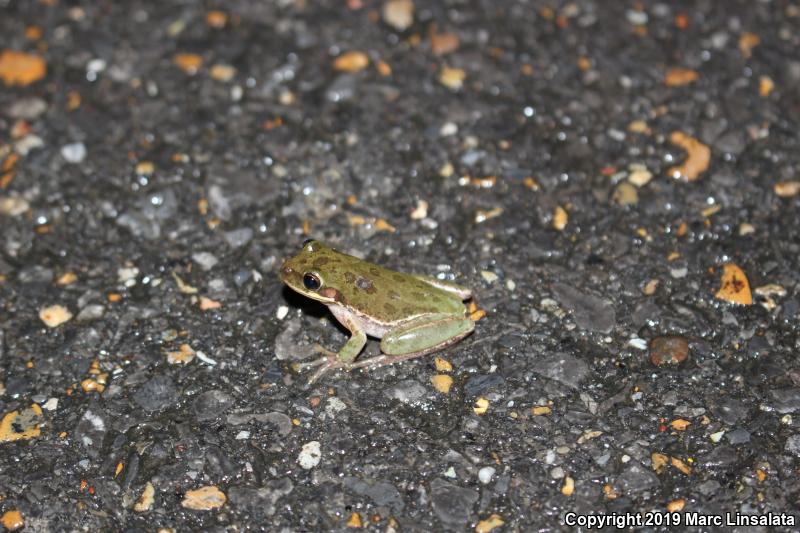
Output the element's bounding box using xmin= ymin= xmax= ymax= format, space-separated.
xmin=280 ymin=239 xmax=343 ymax=304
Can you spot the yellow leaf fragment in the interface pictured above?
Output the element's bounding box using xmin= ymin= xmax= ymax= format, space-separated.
xmin=670 ymin=418 xmax=691 ymax=431
xmin=346 ymin=511 xmax=362 ymax=528
xmin=774 ymin=181 xmax=800 ymax=198
xmin=439 ymin=66 xmax=466 ymax=90
xmin=738 ymin=32 xmax=760 ymax=58
xmin=434 ymin=357 xmax=453 ymax=372
xmin=173 ymin=53 xmax=203 ymax=75
xmin=0 ymin=50 xmax=47 ymax=86
xmin=667 ymin=499 xmax=685 ymax=512
xmin=1 ymin=510 xmax=24 ymax=531
xmin=473 ymin=396 xmax=489 ymax=415
xmin=664 ymin=67 xmax=698 ymax=87
xmin=553 ymin=206 xmax=568 ymax=230
xmin=182 ymin=486 xmax=226 ymax=510
xmin=651 ymin=452 xmax=669 ymax=473
xmin=561 ymin=476 xmax=574 ymax=496
xmin=715 ymin=263 xmax=753 ymax=305
xmin=39 ymin=304 xmax=73 ymax=327
xmin=334 ymin=51 xmax=369 ymax=72
xmin=134 ymin=482 xmax=155 ymax=512
xmin=0 ymin=404 xmax=43 ymax=442
xmin=667 ymin=131 xmax=710 ymax=182
xmin=475 ymin=514 xmax=505 ymax=533
xmin=431 ymin=374 xmax=453 ymax=394
xmin=671 ymin=457 xmax=692 ymax=475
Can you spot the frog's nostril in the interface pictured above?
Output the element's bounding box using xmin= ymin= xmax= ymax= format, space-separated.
xmin=282 ymin=265 xmax=293 ymax=275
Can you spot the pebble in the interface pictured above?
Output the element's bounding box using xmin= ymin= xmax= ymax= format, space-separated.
xmin=133 ymin=375 xmax=178 ymax=412
xmin=61 ymin=142 xmax=87 ymax=163
xmin=725 ymin=428 xmax=751 ymax=445
xmin=551 ymin=282 xmax=616 ymax=333
xmin=7 ymin=97 xmax=47 ymax=119
xmin=533 ymin=353 xmax=590 ymax=389
xmin=223 ymin=227 xmax=253 ymax=248
xmin=617 ymin=462 xmax=659 ymax=494
xmin=298 ymin=441 xmax=322 ymax=469
xmin=192 ymin=251 xmax=219 ymax=270
xmin=478 ymin=466 xmax=496 ymax=484
xmin=193 ymin=390 xmax=234 ymax=421
xmin=649 ymin=335 xmax=689 ymax=366
xmin=227 ymin=480 xmax=294 ymax=517
xmin=784 ymin=435 xmax=800 ymax=456
xmin=429 ymin=479 xmax=478 ymax=528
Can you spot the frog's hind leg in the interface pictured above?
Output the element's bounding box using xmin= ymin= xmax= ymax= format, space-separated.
xmin=412 ymin=275 xmax=472 ymax=300
xmin=350 ymin=314 xmax=474 ymax=370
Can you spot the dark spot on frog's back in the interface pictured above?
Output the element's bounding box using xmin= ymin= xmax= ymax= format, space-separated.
xmin=392 ymin=273 xmax=406 ymax=283
xmin=312 ymin=257 xmax=331 ymax=268
xmin=369 ymin=267 xmax=380 ymax=276
xmin=356 ymin=276 xmax=377 ymax=294
xmin=344 ymin=272 xmax=356 ymax=284
xmin=388 ymin=290 xmax=401 ymax=300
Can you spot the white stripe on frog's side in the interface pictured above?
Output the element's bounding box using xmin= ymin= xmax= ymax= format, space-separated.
xmin=328 ymin=303 xmax=425 ymax=339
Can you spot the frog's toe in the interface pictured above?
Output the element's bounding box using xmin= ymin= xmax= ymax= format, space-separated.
xmin=307 ymin=356 xmax=347 ymax=385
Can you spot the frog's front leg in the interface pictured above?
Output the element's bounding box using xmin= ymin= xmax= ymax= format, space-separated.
xmin=295 ymin=313 xmax=367 ymax=384
xmin=350 ymin=313 xmax=474 ymax=370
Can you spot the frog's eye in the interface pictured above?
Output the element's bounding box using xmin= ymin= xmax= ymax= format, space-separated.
xmin=303 ymin=239 xmax=317 ymax=252
xmin=303 ymin=272 xmax=322 ymax=291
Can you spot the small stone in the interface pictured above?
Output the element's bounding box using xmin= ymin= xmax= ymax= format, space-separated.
xmin=182 ymin=486 xmax=226 ymax=510
xmin=7 ymin=97 xmax=47 ymax=119
xmin=192 ymin=251 xmax=219 ymax=271
xmin=298 ymin=441 xmax=322 ymax=469
xmin=551 ymin=283 xmax=615 ymax=333
xmin=649 ymin=335 xmax=689 ymax=366
xmin=39 ymin=304 xmax=73 ymax=327
xmin=193 ymin=390 xmax=234 ymax=421
xmin=133 ymin=375 xmax=178 ymax=412
xmin=382 ymin=0 xmax=414 ymax=31
xmin=533 ymin=352 xmax=590 ymax=389
xmin=477 ymin=466 xmax=495 ymax=484
xmin=223 ymin=227 xmax=253 ymax=248
xmin=429 ymin=479 xmax=478 ymax=528
xmin=76 ymin=304 xmax=105 ymax=322
xmin=726 ymin=428 xmax=750 ymax=445
xmin=785 ymin=435 xmax=800 ymax=456
xmin=61 ymin=142 xmax=87 ymax=163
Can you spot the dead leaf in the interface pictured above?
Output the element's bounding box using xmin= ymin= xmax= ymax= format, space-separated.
xmin=664 ymin=67 xmax=698 ymax=87
xmin=715 ymin=263 xmax=753 ymax=305
xmin=667 ymin=131 xmax=710 ymax=181
xmin=0 ymin=50 xmax=47 ymax=86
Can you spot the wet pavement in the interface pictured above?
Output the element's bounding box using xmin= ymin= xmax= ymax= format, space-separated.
xmin=1 ymin=0 xmax=800 ymax=531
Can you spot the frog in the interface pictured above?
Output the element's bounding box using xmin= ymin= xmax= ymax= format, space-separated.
xmin=280 ymin=240 xmax=475 ymax=383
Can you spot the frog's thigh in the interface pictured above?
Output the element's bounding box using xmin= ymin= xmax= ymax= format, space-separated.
xmin=381 ymin=314 xmax=474 ymax=355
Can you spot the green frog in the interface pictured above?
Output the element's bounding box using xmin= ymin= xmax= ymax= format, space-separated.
xmin=280 ymin=240 xmax=475 ymax=383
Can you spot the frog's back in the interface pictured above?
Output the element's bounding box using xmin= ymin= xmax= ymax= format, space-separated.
xmin=323 ymin=247 xmax=467 ymax=324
